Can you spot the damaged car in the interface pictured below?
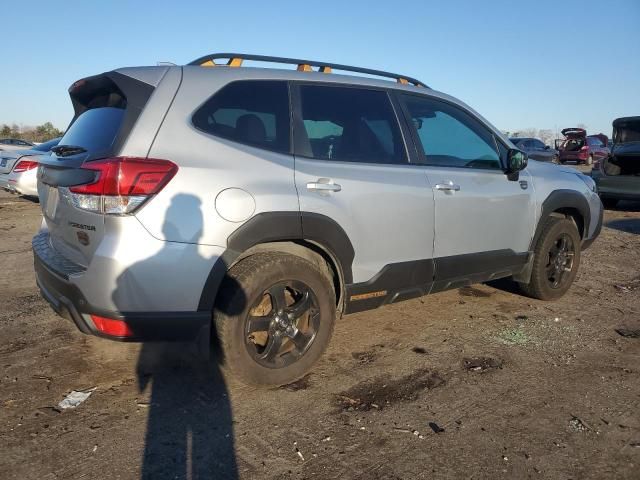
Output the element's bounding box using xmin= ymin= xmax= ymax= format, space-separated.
xmin=591 ymin=116 xmax=640 ymax=208
xmin=556 ymin=128 xmax=609 ymax=165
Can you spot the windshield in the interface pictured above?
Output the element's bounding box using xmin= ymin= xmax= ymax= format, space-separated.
xmin=615 ymin=122 xmax=640 ymax=143
xmin=33 ymin=137 xmax=62 ymax=152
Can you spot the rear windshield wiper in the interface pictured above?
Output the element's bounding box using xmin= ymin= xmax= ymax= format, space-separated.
xmin=51 ymin=145 xmax=87 ymax=157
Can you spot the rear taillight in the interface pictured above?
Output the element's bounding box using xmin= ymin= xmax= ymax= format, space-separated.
xmin=65 ymin=157 xmax=178 ymax=215
xmin=13 ymin=159 xmax=39 ymax=173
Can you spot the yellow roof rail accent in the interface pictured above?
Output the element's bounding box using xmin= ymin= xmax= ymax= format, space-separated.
xmin=188 ymin=53 xmax=428 ymax=88
xmin=199 ymin=57 xmax=243 ymax=67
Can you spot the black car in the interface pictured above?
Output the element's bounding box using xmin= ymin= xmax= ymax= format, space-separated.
xmin=510 ymin=137 xmax=559 ymax=163
xmin=591 ymin=116 xmax=640 ymax=208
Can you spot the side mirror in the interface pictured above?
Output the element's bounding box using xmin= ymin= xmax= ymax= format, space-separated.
xmin=506 ymin=149 xmax=528 ymax=178
xmin=544 ymin=145 xmax=550 ymax=150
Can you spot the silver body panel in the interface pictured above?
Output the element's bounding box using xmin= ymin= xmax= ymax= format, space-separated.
xmin=34 ymin=64 xmax=603 ymax=317
xmin=295 ymin=158 xmax=435 ymax=282
xmin=426 ymin=167 xmax=535 ymax=258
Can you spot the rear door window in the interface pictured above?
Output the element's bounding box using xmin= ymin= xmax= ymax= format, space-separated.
xmin=295 ymin=85 xmax=406 ymax=164
xmin=192 ymin=80 xmax=290 ymax=153
xmin=400 ymin=94 xmax=501 ymax=170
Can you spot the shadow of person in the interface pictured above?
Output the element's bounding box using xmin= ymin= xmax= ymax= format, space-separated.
xmin=111 ymin=194 xmax=239 ymax=479
xmin=136 ymin=343 xmax=237 ymax=479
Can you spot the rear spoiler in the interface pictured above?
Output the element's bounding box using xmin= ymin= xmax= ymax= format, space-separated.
xmin=65 ymin=72 xmax=156 ymax=158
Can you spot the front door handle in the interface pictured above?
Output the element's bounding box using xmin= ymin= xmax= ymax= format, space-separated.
xmin=307 ymin=178 xmax=342 ymax=193
xmin=434 ymin=181 xmax=461 ymax=192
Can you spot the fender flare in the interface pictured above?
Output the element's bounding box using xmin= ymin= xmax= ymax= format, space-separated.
xmin=197 ymin=212 xmax=355 ymax=311
xmin=530 ymin=189 xmax=591 ymax=250
xmin=513 ymin=189 xmax=591 ymax=284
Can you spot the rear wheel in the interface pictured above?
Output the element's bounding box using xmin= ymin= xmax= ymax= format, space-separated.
xmin=601 ymin=197 xmax=618 ymax=209
xmin=519 ymin=217 xmax=581 ymax=301
xmin=552 ymin=155 xmax=560 ymax=164
xmin=586 ymin=154 xmax=594 ymax=166
xmin=214 ymin=252 xmax=336 ymax=386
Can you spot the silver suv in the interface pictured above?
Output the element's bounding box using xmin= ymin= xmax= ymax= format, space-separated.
xmin=33 ymin=54 xmax=603 ymax=386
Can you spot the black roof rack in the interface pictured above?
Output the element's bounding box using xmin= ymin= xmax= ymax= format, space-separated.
xmin=187 ymin=53 xmax=427 ymax=88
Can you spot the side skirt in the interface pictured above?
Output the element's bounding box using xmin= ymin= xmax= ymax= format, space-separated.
xmin=344 ymin=250 xmax=529 ymax=314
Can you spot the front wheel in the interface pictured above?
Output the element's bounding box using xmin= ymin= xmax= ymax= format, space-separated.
xmin=519 ymin=217 xmax=581 ymax=301
xmin=214 ymin=252 xmax=336 ymax=386
xmin=551 ymin=155 xmax=560 ymax=164
xmin=586 ymin=155 xmax=594 ymax=166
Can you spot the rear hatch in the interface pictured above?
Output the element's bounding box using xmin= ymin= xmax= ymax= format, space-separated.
xmin=37 ymin=71 xmax=160 ymax=268
xmin=559 ymin=127 xmax=587 ymax=159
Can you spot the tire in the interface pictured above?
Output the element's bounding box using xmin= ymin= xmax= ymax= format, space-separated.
xmin=586 ymin=155 xmax=594 ymax=166
xmin=552 ymin=155 xmax=559 ymax=164
xmin=519 ymin=217 xmax=581 ymax=301
xmin=601 ymin=197 xmax=618 ymax=209
xmin=213 ymin=252 xmax=336 ymax=386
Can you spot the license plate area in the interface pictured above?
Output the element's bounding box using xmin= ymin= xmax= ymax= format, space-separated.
xmin=44 ymin=186 xmax=59 ymax=220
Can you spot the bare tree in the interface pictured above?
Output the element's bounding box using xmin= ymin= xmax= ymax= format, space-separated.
xmin=538 ymin=129 xmax=554 ymax=146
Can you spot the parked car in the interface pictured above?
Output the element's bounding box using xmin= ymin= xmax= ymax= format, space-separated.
xmin=0 ymin=138 xmax=35 ymax=151
xmin=555 ymin=128 xmax=609 ymax=165
xmin=591 ymin=116 xmax=640 ymax=208
xmin=33 ymin=53 xmax=602 ymax=386
xmin=509 ymin=137 xmax=559 ymax=163
xmin=0 ymin=138 xmax=61 ymax=198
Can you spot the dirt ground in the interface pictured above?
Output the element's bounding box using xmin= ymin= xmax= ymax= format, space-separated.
xmin=1 ymin=172 xmax=639 ymax=479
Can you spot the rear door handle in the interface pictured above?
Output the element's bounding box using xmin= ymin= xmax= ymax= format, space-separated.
xmin=434 ymin=181 xmax=460 ymax=192
xmin=307 ymin=179 xmax=341 ymax=193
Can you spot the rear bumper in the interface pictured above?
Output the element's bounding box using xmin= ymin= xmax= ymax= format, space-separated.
xmin=33 ymin=236 xmax=211 ymax=342
xmin=560 ymin=152 xmax=588 ymax=162
xmin=0 ymin=170 xmax=38 ymax=197
xmin=12 ymin=170 xmax=39 ymax=197
xmin=592 ymin=172 xmax=640 ymax=201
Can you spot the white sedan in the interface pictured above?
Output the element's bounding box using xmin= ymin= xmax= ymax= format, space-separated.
xmin=0 ymin=138 xmax=60 ymax=198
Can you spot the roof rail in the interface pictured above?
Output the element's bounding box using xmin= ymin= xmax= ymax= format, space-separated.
xmin=187 ymin=53 xmax=427 ymax=88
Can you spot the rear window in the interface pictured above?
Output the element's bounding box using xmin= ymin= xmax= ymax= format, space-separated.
xmin=33 ymin=138 xmax=61 ymax=152
xmin=60 ymin=107 xmax=125 ymax=152
xmin=192 ymin=80 xmax=290 ymax=153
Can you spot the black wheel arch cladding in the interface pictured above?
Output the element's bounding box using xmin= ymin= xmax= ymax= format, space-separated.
xmin=530 ymin=189 xmax=591 ymax=251
xmin=198 ymin=212 xmax=355 ymax=311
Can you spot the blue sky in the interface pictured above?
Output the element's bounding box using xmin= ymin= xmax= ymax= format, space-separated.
xmin=2 ymin=0 xmax=638 ymax=137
